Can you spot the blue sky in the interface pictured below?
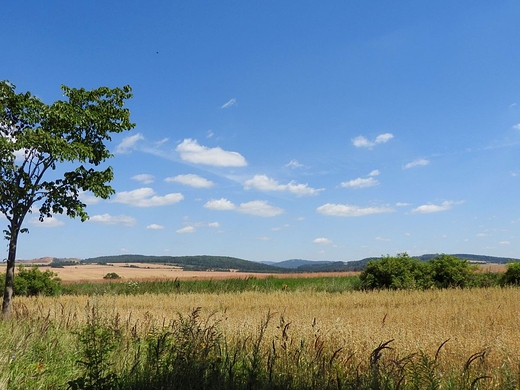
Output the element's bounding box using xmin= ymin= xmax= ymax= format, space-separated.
xmin=2 ymin=1 xmax=520 ymax=262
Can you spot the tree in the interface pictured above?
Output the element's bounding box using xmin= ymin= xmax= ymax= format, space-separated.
xmin=428 ymin=254 xmax=475 ymax=288
xmin=501 ymin=261 xmax=520 ymax=286
xmin=0 ymin=81 xmax=134 ymax=316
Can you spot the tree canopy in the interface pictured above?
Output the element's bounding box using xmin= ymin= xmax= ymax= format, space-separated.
xmin=0 ymin=81 xmax=134 ymax=315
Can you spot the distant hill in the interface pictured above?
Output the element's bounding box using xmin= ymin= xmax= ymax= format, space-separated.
xmin=82 ymin=254 xmax=288 ymax=273
xmin=269 ymin=259 xmax=334 ymax=269
xmin=416 ymin=254 xmax=519 ymax=264
xmin=294 ymin=253 xmax=520 ymax=273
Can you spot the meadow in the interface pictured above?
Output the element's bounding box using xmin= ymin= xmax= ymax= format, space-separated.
xmin=1 ymin=277 xmax=520 ymax=389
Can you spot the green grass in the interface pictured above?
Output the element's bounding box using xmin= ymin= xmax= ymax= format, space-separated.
xmin=61 ymin=275 xmax=363 ymax=296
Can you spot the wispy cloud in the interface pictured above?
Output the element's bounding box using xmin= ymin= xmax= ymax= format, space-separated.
xmin=113 ymin=188 xmax=184 ymax=207
xmin=204 ymin=198 xmax=284 ymax=217
xmin=340 ymin=177 xmax=379 ymax=189
xmin=404 ymin=158 xmax=430 ymax=169
xmin=317 ymin=203 xmax=394 ymax=217
xmin=115 ymin=133 xmax=144 ymax=154
xmin=221 ymin=98 xmax=236 ymax=109
xmin=411 ymin=200 xmax=463 ymax=214
xmin=313 ymin=237 xmax=332 ymax=245
xmin=352 ymin=133 xmax=394 ymax=148
xmin=176 ymin=226 xmax=196 ymax=234
xmin=165 ymin=174 xmax=214 ymax=188
xmin=284 ymin=159 xmax=304 ymax=169
xmin=89 ymin=214 xmax=137 ymax=226
xmin=146 ymin=224 xmax=165 ymax=230
xmin=244 ymin=174 xmax=323 ymax=196
xmin=512 ymin=124 xmax=520 ymax=130
xmin=131 ymin=174 xmax=155 ymax=184
xmin=176 ymin=139 xmax=247 ymax=167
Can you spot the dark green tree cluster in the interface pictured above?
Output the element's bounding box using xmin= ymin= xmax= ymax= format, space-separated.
xmin=360 ymin=253 xmax=477 ymax=290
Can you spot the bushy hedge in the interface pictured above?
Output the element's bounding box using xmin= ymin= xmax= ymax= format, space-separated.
xmin=0 ymin=265 xmax=62 ymax=296
xmin=501 ymin=261 xmax=520 ymax=285
xmin=360 ymin=253 xmax=478 ymax=290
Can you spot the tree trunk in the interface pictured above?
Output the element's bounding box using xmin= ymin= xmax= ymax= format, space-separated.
xmin=2 ymin=229 xmax=18 ymax=317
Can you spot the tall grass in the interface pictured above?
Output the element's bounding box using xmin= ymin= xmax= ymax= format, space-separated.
xmin=1 ymin=287 xmax=520 ymax=389
xmin=61 ymin=275 xmax=362 ymax=295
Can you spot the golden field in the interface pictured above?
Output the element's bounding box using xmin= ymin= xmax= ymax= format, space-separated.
xmin=14 ymin=286 xmax=520 ymax=369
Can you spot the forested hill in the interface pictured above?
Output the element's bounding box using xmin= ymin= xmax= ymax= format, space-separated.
xmin=81 ymin=254 xmax=288 ymax=273
xmin=293 ymin=253 xmax=520 ymax=273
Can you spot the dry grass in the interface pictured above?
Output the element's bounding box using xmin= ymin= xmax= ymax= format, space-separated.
xmin=14 ymin=286 xmax=520 ymax=370
xmin=35 ymin=263 xmax=358 ymax=283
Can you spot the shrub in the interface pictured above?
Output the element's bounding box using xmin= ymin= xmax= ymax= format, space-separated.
xmin=0 ymin=265 xmax=62 ymax=296
xmin=501 ymin=261 xmax=520 ymax=286
xmin=428 ymin=254 xmax=475 ymax=288
xmin=360 ymin=253 xmax=478 ymax=291
xmin=103 ymin=272 xmax=121 ymax=280
xmin=360 ymin=253 xmax=431 ymax=290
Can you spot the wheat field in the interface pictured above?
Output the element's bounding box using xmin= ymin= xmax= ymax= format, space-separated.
xmin=14 ymin=286 xmax=520 ymax=369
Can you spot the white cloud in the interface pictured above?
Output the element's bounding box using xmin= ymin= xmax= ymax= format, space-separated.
xmin=132 ymin=174 xmax=155 ymax=184
xmin=115 ymin=133 xmax=144 ymax=154
xmin=317 ymin=203 xmax=394 ymax=217
xmin=256 ymin=236 xmax=271 ymax=241
xmin=113 ymin=188 xmax=184 ymax=207
xmin=285 ymin=159 xmax=304 ymax=169
xmin=352 ymin=133 xmax=394 ymax=148
xmin=165 ymin=174 xmax=214 ymax=188
xmin=146 ymin=224 xmax=164 ymax=230
xmin=28 ymin=217 xmax=65 ymax=227
xmin=176 ymin=139 xmax=247 ymax=167
xmin=352 ymin=136 xmax=373 ymax=148
xmin=204 ymin=198 xmax=283 ymax=217
xmin=79 ymin=191 xmax=102 ymax=205
xmin=512 ymin=124 xmax=520 ymax=130
xmin=396 ymin=202 xmax=411 ymax=207
xmin=404 ymin=158 xmax=430 ymax=169
xmin=176 ymin=226 xmax=196 ymax=234
xmin=207 ymin=222 xmax=220 ymax=228
xmin=375 ymin=236 xmax=391 ymax=242
xmin=313 ymin=237 xmax=332 ymax=245
xmin=411 ymin=200 xmax=462 ymax=214
xmin=221 ymin=98 xmax=236 ymax=109
xmin=204 ymin=198 xmax=236 ymax=211
xmin=244 ymin=174 xmax=323 ymax=196
xmin=89 ymin=213 xmax=137 ymax=226
xmin=499 ymin=240 xmax=510 ymax=245
xmin=236 ymin=200 xmax=284 ymax=217
xmin=368 ymin=170 xmax=380 ymax=177
xmin=340 ymin=177 xmax=379 ymax=189
xmin=375 ymin=133 xmax=394 ymax=144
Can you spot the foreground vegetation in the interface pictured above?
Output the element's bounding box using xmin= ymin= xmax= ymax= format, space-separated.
xmin=2 ymin=255 xmax=520 ymax=389
xmin=1 ymin=286 xmax=520 ymax=389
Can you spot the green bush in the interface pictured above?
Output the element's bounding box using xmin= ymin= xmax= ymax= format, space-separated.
xmin=0 ymin=265 xmax=62 ymax=296
xmin=428 ymin=254 xmax=475 ymax=288
xmin=360 ymin=253 xmax=432 ymax=290
xmin=501 ymin=261 xmax=520 ymax=285
xmin=360 ymin=253 xmax=477 ymax=291
xmin=103 ymin=272 xmax=121 ymax=280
